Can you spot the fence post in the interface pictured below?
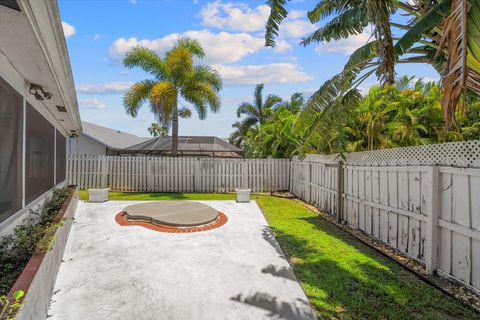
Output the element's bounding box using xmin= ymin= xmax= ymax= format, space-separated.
xmin=146 ymin=158 xmax=153 ymax=191
xmin=425 ymin=165 xmax=440 ymax=274
xmin=101 ymin=156 xmax=108 ymax=188
xmin=304 ymin=161 xmax=311 ymax=203
xmin=336 ymin=161 xmax=344 ymax=223
xmin=194 ymin=158 xmax=201 ymax=192
xmin=242 ymin=160 xmax=248 ymax=189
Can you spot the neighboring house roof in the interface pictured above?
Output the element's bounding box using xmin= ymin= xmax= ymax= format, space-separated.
xmin=81 ymin=122 xmax=150 ymax=150
xmin=123 ymin=136 xmax=244 ymax=158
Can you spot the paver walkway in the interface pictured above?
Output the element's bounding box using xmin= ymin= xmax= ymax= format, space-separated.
xmin=49 ymin=200 xmax=316 ymax=320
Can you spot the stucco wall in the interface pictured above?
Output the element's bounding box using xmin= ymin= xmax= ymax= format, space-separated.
xmin=67 ymin=135 xmax=107 ymax=156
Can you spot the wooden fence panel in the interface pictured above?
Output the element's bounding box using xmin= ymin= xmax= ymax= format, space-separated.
xmin=68 ymin=155 xmax=289 ymax=193
xmin=290 ymin=147 xmax=480 ymax=293
xmin=437 ymin=167 xmax=480 ymax=290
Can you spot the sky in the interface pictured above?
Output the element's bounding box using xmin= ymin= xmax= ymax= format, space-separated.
xmin=58 ymin=0 xmax=440 ymax=138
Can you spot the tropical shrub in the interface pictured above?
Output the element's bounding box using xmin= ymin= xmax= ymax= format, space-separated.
xmin=0 ymin=188 xmax=69 ymax=295
xmin=233 ymin=78 xmax=480 ymax=157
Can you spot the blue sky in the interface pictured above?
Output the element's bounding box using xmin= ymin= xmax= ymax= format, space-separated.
xmin=59 ymin=0 xmax=440 ymax=138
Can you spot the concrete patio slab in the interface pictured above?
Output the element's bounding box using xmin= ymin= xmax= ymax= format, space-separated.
xmin=48 ymin=200 xmax=316 ymax=320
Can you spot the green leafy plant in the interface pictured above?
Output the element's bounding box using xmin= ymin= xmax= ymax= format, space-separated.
xmin=0 ymin=189 xmax=69 ymax=295
xmin=0 ymin=290 xmax=25 ymax=320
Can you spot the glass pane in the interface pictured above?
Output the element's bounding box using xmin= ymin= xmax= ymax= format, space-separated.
xmin=25 ymin=103 xmax=54 ymax=204
xmin=56 ymin=130 xmax=66 ymax=184
xmin=0 ymin=77 xmax=23 ymax=223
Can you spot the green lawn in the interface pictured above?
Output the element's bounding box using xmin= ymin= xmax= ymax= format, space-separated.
xmin=79 ymin=190 xmax=237 ymax=201
xmin=80 ymin=191 xmax=478 ymax=319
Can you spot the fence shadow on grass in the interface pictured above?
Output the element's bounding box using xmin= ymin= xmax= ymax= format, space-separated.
xmin=265 ymin=216 xmax=479 ymax=320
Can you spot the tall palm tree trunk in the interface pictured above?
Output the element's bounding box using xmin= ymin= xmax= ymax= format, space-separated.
xmin=172 ymin=104 xmax=179 ymax=157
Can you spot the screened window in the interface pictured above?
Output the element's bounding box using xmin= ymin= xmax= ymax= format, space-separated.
xmin=0 ymin=77 xmax=23 ymax=223
xmin=25 ymin=103 xmax=55 ymax=204
xmin=56 ymin=130 xmax=66 ymax=184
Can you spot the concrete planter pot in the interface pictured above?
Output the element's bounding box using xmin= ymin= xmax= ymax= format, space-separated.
xmin=236 ymin=188 xmax=251 ymax=203
xmin=88 ymin=188 xmax=109 ymax=203
xmin=7 ymin=187 xmax=79 ymax=320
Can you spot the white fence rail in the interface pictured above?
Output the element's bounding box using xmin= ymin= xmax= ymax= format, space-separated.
xmin=67 ymin=155 xmax=290 ymax=193
xmin=291 ymin=140 xmax=480 ymax=294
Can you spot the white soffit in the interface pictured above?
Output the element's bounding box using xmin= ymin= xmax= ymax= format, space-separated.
xmin=0 ymin=0 xmax=81 ymax=135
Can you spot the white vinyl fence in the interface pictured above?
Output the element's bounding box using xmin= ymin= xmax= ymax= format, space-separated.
xmin=67 ymin=155 xmax=290 ymax=193
xmin=291 ymin=140 xmax=480 ymax=294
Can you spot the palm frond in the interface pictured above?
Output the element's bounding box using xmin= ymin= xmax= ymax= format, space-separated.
xmin=149 ymin=81 xmax=177 ymax=120
xmin=301 ymin=8 xmax=367 ymax=46
xmin=173 ymin=37 xmax=205 ymax=58
xmin=307 ymin=0 xmax=351 ymax=23
xmin=165 ymin=46 xmax=193 ymax=81
xmin=265 ymin=0 xmax=289 ymax=47
xmin=263 ymin=94 xmax=282 ymax=110
xmin=394 ymin=1 xmax=451 ymax=56
xmin=253 ymin=83 xmax=264 ymax=110
xmin=236 ymin=103 xmax=257 ymax=119
xmin=189 ymin=65 xmax=222 ymax=92
xmin=123 ymin=79 xmax=156 ymax=117
xmin=123 ymin=47 xmax=166 ymax=79
xmin=439 ymin=0 xmax=469 ymax=127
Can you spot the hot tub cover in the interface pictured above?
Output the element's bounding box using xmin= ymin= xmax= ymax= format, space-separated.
xmin=123 ymin=201 xmax=219 ymax=227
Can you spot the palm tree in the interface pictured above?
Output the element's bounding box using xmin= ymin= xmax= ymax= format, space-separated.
xmin=277 ymin=92 xmax=304 ymax=113
xmin=147 ymin=123 xmax=168 ymax=137
xmin=228 ymin=120 xmax=254 ymax=147
xmin=394 ymin=0 xmax=480 ymax=126
xmin=236 ymin=83 xmax=282 ymax=127
xmin=123 ymin=37 xmax=222 ymax=156
xmin=265 ymin=0 xmax=397 ymax=85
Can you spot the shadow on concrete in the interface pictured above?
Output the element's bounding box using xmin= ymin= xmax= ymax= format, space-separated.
xmin=262 ymin=227 xmax=287 ymax=260
xmin=231 ymin=292 xmax=315 ymax=320
xmin=261 ymin=264 xmax=297 ymax=281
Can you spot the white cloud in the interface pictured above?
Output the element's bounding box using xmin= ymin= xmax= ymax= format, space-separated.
xmin=61 ymin=21 xmax=76 ymax=38
xmin=199 ymin=2 xmax=315 ymax=40
xmin=79 ymin=98 xmax=106 ymax=109
xmin=415 ymin=76 xmax=439 ymax=83
xmin=199 ymin=1 xmax=270 ymax=33
xmin=212 ymin=63 xmax=313 ymax=86
xmin=76 ymin=82 xmax=133 ymax=94
xmin=109 ymin=30 xmax=282 ymax=64
xmin=128 ymin=0 xmax=137 ymax=4
xmin=315 ymin=30 xmax=372 ymax=55
xmin=280 ymin=18 xmax=316 ymax=39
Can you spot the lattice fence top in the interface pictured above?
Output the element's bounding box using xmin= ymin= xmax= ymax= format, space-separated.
xmin=295 ymin=140 xmax=480 ymax=168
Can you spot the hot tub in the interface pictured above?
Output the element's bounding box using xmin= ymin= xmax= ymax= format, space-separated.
xmin=123 ymin=201 xmax=220 ymax=227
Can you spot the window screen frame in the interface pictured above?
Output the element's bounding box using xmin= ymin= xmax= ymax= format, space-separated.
xmin=0 ymin=77 xmax=23 ymax=224
xmin=25 ymin=102 xmax=55 ymax=205
xmin=56 ymin=130 xmax=66 ymax=184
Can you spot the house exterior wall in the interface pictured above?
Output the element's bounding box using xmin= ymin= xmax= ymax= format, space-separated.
xmin=67 ymin=134 xmax=107 ymax=156
xmin=0 ymin=40 xmax=72 ymax=236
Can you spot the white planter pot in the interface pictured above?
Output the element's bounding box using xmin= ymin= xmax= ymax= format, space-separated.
xmin=236 ymin=188 xmax=251 ymax=203
xmin=88 ymin=188 xmax=109 ymax=203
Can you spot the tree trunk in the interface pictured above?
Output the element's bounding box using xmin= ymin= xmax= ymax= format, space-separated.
xmin=172 ymin=105 xmax=179 ymax=157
